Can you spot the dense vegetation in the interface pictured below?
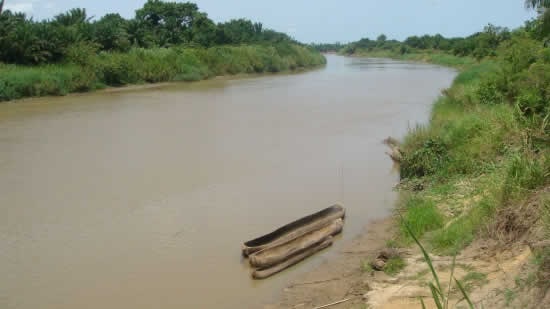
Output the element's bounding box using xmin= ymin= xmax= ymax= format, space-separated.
xmin=361 ymin=1 xmax=550 ymax=294
xmin=0 ymin=0 xmax=325 ymax=101
xmin=309 ymin=42 xmax=345 ymax=53
xmin=331 ymin=1 xmax=549 ymax=60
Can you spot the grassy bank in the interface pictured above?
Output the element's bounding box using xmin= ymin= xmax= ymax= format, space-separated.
xmin=365 ymin=35 xmax=550 ymax=291
xmin=347 ymin=48 xmax=477 ymax=69
xmin=0 ymin=43 xmax=326 ymax=102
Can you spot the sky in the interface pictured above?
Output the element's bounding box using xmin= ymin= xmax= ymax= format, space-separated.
xmin=4 ymin=0 xmax=538 ymax=43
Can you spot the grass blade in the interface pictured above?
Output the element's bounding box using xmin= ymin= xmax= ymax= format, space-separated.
xmin=445 ymin=254 xmax=457 ymax=308
xmin=420 ymin=297 xmax=427 ymax=309
xmin=429 ymin=283 xmax=444 ymax=309
xmin=455 ymin=278 xmax=474 ymax=309
xmin=402 ymin=217 xmax=442 ymax=292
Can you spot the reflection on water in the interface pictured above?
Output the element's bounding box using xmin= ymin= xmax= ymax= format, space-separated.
xmin=0 ymin=55 xmax=455 ymax=309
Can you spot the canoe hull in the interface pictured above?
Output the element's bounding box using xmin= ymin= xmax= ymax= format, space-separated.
xmin=249 ymin=219 xmax=343 ymax=268
xmin=252 ymin=237 xmax=333 ymax=280
xmin=242 ymin=205 xmax=345 ymax=256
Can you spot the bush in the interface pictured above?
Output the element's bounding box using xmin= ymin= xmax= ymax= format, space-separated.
xmin=476 ymin=75 xmax=505 ymax=105
xmin=0 ymin=64 xmax=98 ymax=101
xmin=502 ymin=154 xmax=547 ymax=202
xmin=400 ymin=132 xmax=449 ymax=178
xmin=513 ymin=63 xmax=550 ymax=117
xmin=0 ymin=43 xmax=325 ymax=101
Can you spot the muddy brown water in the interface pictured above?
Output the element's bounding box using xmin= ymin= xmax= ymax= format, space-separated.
xmin=0 ymin=55 xmax=455 ymax=309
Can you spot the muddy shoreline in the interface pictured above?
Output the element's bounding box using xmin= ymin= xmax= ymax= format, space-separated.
xmin=267 ymin=216 xmax=396 ymax=308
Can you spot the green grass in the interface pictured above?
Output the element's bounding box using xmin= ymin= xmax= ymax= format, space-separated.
xmin=452 ymin=61 xmax=499 ymax=86
xmin=0 ymin=64 xmax=100 ymax=101
xmin=504 ymin=288 xmax=516 ymax=306
xmin=462 ymin=271 xmax=488 ymax=292
xmin=355 ymin=37 xmax=549 ymax=307
xmin=502 ymin=154 xmax=548 ymax=203
xmin=404 ymin=220 xmax=475 ymax=309
xmin=432 ymin=195 xmax=498 ymax=254
xmin=399 ymin=196 xmax=444 ymax=243
xmin=535 ymin=194 xmax=550 ymax=289
xmin=0 ymin=43 xmax=326 ymax=102
xmin=389 ymin=45 xmax=549 ymax=258
xmin=361 ymin=259 xmax=372 ymax=273
xmin=384 ymin=256 xmax=407 ymax=276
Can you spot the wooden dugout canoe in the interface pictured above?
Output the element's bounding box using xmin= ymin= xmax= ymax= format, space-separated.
xmin=252 ymin=237 xmax=333 ymax=279
xmin=249 ymin=219 xmax=343 ymax=268
xmin=242 ymin=205 xmax=345 ymax=256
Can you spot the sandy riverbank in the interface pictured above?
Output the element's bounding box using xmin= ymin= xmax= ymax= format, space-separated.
xmin=268 ymin=187 xmax=550 ymax=309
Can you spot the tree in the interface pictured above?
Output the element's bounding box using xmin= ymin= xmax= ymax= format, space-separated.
xmin=190 ymin=11 xmax=216 ymax=46
xmin=54 ymin=8 xmax=89 ymax=26
xmin=526 ymin=0 xmax=550 ymax=36
xmin=216 ymin=19 xmax=259 ymax=44
xmin=135 ymin=0 xmax=203 ymax=46
xmin=0 ymin=0 xmax=5 ymax=15
xmin=93 ymin=13 xmax=130 ymax=51
xmin=525 ymin=0 xmax=550 ymax=8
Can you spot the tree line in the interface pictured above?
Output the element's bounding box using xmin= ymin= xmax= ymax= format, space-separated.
xmin=336 ymin=24 xmax=524 ymax=60
xmin=0 ymin=0 xmax=296 ymax=65
xmin=313 ymin=1 xmax=549 ymax=59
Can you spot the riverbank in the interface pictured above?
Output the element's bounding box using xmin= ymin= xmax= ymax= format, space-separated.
xmin=343 ymin=49 xmax=477 ymax=70
xmin=0 ymin=43 xmax=326 ymax=102
xmin=272 ymin=43 xmax=549 ymax=307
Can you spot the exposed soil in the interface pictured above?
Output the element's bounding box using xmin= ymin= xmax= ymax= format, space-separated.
xmin=268 ymin=188 xmax=550 ymax=309
xmin=266 ymin=217 xmax=396 ymax=309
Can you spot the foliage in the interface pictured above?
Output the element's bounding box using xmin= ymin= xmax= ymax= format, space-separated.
xmin=0 ymin=1 xmax=325 ymax=101
xmin=403 ymin=221 xmax=474 ymax=309
xmin=380 ymin=13 xmax=549 ymax=264
xmin=0 ymin=43 xmax=325 ymax=101
xmin=310 ymin=42 xmax=345 ymax=52
xmin=384 ymin=256 xmax=406 ymax=276
xmin=399 ymin=196 xmax=444 ymax=242
xmin=0 ymin=0 xmax=298 ymax=65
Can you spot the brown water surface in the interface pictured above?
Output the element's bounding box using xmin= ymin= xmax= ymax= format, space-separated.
xmin=0 ymin=55 xmax=455 ymax=309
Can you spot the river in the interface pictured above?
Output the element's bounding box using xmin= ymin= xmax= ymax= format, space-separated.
xmin=0 ymin=55 xmax=455 ymax=309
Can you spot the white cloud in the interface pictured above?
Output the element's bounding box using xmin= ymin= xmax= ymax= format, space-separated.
xmin=44 ymin=2 xmax=56 ymax=10
xmin=5 ymin=3 xmax=34 ymax=13
xmin=4 ymin=0 xmax=43 ymax=14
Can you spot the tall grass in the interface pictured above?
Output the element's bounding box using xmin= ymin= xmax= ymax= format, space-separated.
xmin=0 ymin=43 xmax=326 ymax=102
xmin=394 ymin=39 xmax=549 ymax=258
xmin=0 ymin=64 xmax=100 ymax=101
xmin=403 ymin=219 xmax=474 ymax=309
xmin=399 ymin=196 xmax=444 ymax=242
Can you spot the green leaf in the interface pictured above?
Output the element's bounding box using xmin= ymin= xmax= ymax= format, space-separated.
xmin=429 ymin=283 xmax=444 ymax=309
xmin=455 ymin=278 xmax=475 ymax=309
xmin=446 ymin=254 xmax=457 ymax=308
xmin=402 ymin=217 xmax=442 ymax=292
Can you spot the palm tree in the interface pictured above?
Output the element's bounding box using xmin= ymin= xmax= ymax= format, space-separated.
xmin=525 ymin=0 xmax=550 ymax=9
xmin=54 ymin=8 xmax=89 ymax=26
xmin=0 ymin=0 xmax=5 ymax=15
xmin=526 ymin=0 xmax=550 ymax=36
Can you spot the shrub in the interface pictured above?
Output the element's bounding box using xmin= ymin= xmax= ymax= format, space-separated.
xmin=476 ymin=75 xmax=505 ymax=105
xmin=0 ymin=43 xmax=325 ymax=101
xmin=502 ymin=154 xmax=547 ymax=202
xmin=401 ymin=133 xmax=449 ymax=178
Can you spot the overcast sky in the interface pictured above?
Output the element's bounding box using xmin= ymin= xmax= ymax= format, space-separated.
xmin=4 ymin=0 xmax=537 ymax=43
